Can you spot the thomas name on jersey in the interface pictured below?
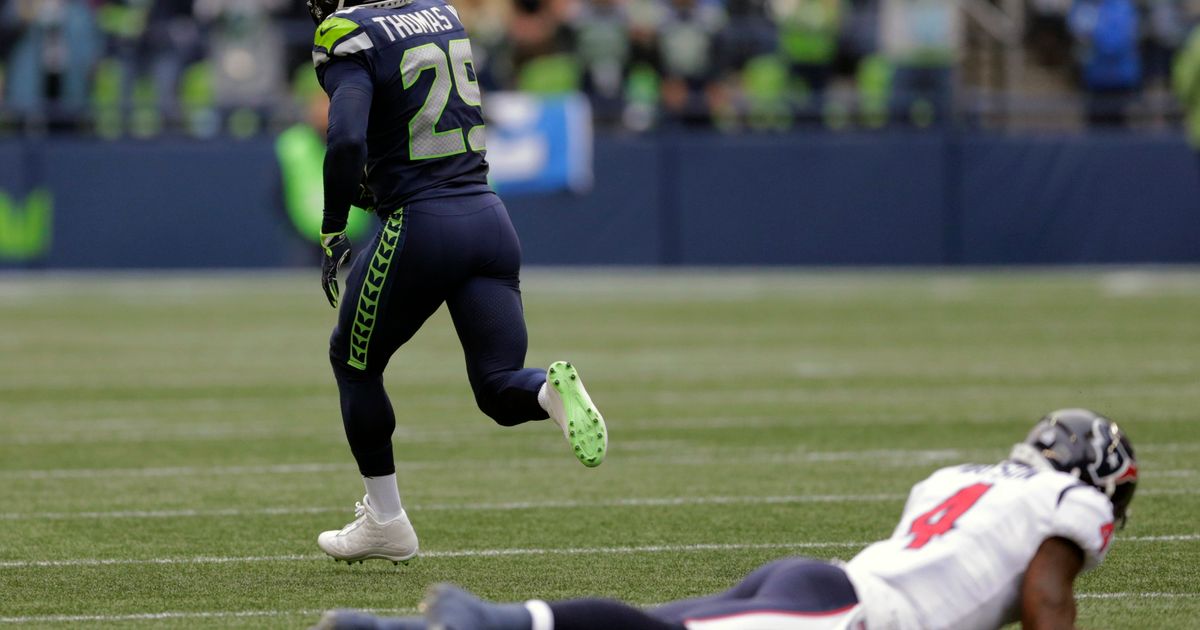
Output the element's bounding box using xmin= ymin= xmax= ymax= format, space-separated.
xmin=369 ymin=8 xmax=456 ymax=42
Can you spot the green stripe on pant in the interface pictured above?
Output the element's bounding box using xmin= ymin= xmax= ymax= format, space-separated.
xmin=348 ymin=209 xmax=404 ymax=370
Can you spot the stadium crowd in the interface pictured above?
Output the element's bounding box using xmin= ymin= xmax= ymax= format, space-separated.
xmin=2 ymin=0 xmax=1199 ymax=135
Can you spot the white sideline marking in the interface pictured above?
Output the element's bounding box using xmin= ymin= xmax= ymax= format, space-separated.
xmin=0 ymin=493 xmax=909 ymax=521
xmin=1 ymin=536 xmax=1194 ymax=570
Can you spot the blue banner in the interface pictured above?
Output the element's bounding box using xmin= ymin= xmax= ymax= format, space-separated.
xmin=484 ymin=93 xmax=593 ymax=197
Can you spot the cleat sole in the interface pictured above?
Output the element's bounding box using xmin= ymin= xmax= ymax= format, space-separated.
xmin=323 ymin=550 xmax=418 ymax=565
xmin=548 ymin=361 xmax=606 ymax=467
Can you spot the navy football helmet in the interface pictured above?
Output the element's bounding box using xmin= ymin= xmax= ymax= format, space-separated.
xmin=1011 ymin=408 xmax=1138 ymax=526
xmin=307 ymin=0 xmax=412 ymax=24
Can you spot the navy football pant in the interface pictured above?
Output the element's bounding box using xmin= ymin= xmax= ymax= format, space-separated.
xmin=548 ymin=558 xmax=859 ymax=629
xmin=329 ymin=193 xmax=548 ymax=477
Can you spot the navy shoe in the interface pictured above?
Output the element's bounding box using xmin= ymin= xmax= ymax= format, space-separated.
xmin=422 ymin=584 xmax=531 ymax=630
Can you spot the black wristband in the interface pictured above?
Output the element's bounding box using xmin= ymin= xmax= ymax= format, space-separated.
xmin=321 ymin=212 xmax=349 ymax=236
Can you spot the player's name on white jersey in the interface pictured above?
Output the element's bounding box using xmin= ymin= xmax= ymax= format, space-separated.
xmin=956 ymin=461 xmax=1040 ymax=480
xmin=371 ymin=9 xmax=455 ymax=42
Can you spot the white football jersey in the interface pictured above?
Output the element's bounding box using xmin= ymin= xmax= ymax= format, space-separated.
xmin=843 ymin=461 xmax=1115 ymax=630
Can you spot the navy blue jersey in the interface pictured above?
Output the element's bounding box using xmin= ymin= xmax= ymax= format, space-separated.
xmin=314 ymin=0 xmax=491 ymax=230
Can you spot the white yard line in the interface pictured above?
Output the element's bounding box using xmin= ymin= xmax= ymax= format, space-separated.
xmin=0 ymin=542 xmax=864 ymax=569
xmin=1 ymin=536 xmax=1195 ymax=570
xmin=0 ymin=462 xmax=357 ymax=480
xmin=0 ymin=493 xmax=909 ymax=521
xmin=0 ymin=608 xmax=415 ymax=624
xmin=1077 ymin=592 xmax=1200 ymax=600
xmin=0 ymin=487 xmax=1191 ymax=522
xmin=3 ymin=443 xmax=1195 ymax=480
xmin=0 ymin=450 xmax=1009 ymax=480
xmin=1121 ymin=534 xmax=1200 ymax=542
xmin=2 ymin=593 xmax=1197 ymax=624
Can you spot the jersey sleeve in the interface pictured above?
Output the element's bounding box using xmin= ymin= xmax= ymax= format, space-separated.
xmin=1048 ymin=483 xmax=1115 ymax=571
xmin=311 ymin=15 xmax=377 ymax=234
xmin=312 ymin=14 xmax=377 ymax=75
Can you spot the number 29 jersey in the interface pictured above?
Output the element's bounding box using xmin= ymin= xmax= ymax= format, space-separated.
xmin=843 ymin=461 xmax=1115 ymax=630
xmin=313 ymin=0 xmax=492 ymax=213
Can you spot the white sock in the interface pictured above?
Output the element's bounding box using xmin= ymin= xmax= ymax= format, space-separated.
xmin=362 ymin=474 xmax=403 ymax=521
xmin=537 ymin=382 xmax=568 ymax=437
xmin=537 ymin=382 xmax=552 ymax=415
xmin=524 ymin=600 xmax=554 ymax=630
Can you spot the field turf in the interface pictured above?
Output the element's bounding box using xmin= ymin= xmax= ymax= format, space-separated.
xmin=1 ymin=270 xmax=1198 ymax=629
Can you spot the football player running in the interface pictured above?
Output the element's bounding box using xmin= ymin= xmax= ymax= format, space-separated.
xmin=307 ymin=0 xmax=607 ymax=565
xmin=313 ymin=408 xmax=1138 ymax=630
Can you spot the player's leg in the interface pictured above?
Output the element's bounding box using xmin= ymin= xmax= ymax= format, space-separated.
xmin=543 ymin=600 xmax=686 ymax=630
xmin=647 ymin=557 xmax=792 ymax=620
xmin=651 ymin=558 xmax=861 ymax=627
xmin=320 ymin=209 xmax=447 ymax=563
xmin=445 ymin=199 xmax=607 ymax=466
xmin=423 ymin=584 xmax=684 ymax=630
xmin=446 ymin=273 xmax=547 ymax=426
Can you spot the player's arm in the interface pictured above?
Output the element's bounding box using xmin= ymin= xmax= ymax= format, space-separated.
xmin=316 ymin=59 xmax=374 ymax=307
xmin=321 ymin=60 xmax=374 ymax=237
xmin=1020 ymin=536 xmax=1085 ymax=630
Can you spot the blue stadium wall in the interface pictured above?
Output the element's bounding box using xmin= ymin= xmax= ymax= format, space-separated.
xmin=1 ymin=132 xmax=1198 ymax=268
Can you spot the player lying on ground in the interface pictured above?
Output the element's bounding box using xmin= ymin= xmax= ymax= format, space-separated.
xmin=306 ymin=0 xmax=608 ymax=565
xmin=314 ymin=408 xmax=1139 ymax=630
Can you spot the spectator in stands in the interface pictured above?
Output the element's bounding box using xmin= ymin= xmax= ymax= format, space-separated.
xmin=1172 ymin=22 xmax=1200 ymax=168
xmin=1068 ymin=0 xmax=1141 ymax=127
xmin=878 ymin=0 xmax=960 ymax=126
xmin=142 ymin=0 xmax=201 ymax=106
xmin=99 ymin=0 xmax=203 ymax=134
xmin=1144 ymin=0 xmax=1188 ymax=88
xmin=571 ymin=0 xmax=635 ymax=122
xmin=840 ymin=0 xmax=880 ymax=67
xmin=713 ymin=0 xmax=780 ymax=129
xmin=1028 ymin=0 xmax=1073 ymax=67
xmin=771 ymin=0 xmax=839 ymax=123
xmin=195 ymin=0 xmax=288 ymax=134
xmin=502 ymin=0 xmax=578 ymax=94
xmin=2 ymin=0 xmax=102 ymax=131
xmin=655 ymin=0 xmax=726 ymax=126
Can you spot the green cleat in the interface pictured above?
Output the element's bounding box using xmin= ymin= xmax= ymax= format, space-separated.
xmin=545 ymin=361 xmax=607 ymax=467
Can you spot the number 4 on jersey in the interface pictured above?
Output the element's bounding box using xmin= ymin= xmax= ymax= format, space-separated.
xmin=907 ymin=483 xmax=993 ymax=549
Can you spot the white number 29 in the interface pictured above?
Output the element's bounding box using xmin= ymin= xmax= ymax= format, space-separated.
xmin=400 ymin=39 xmax=485 ymax=161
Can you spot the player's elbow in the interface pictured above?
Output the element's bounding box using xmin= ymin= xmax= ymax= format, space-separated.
xmin=1021 ymin=589 xmax=1077 ymax=630
xmin=1020 ymin=537 xmax=1084 ymax=630
xmin=326 ymin=134 xmax=367 ymax=163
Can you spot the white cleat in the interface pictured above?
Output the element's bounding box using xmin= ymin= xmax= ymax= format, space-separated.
xmin=317 ymin=495 xmax=419 ymax=565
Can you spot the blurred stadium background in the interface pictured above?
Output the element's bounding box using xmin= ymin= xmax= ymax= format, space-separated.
xmin=0 ymin=0 xmax=1199 ymax=268
xmin=2 ymin=1 xmax=1200 ymax=628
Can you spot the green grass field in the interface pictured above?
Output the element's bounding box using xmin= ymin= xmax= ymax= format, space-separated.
xmin=1 ymin=269 xmax=1198 ymax=629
